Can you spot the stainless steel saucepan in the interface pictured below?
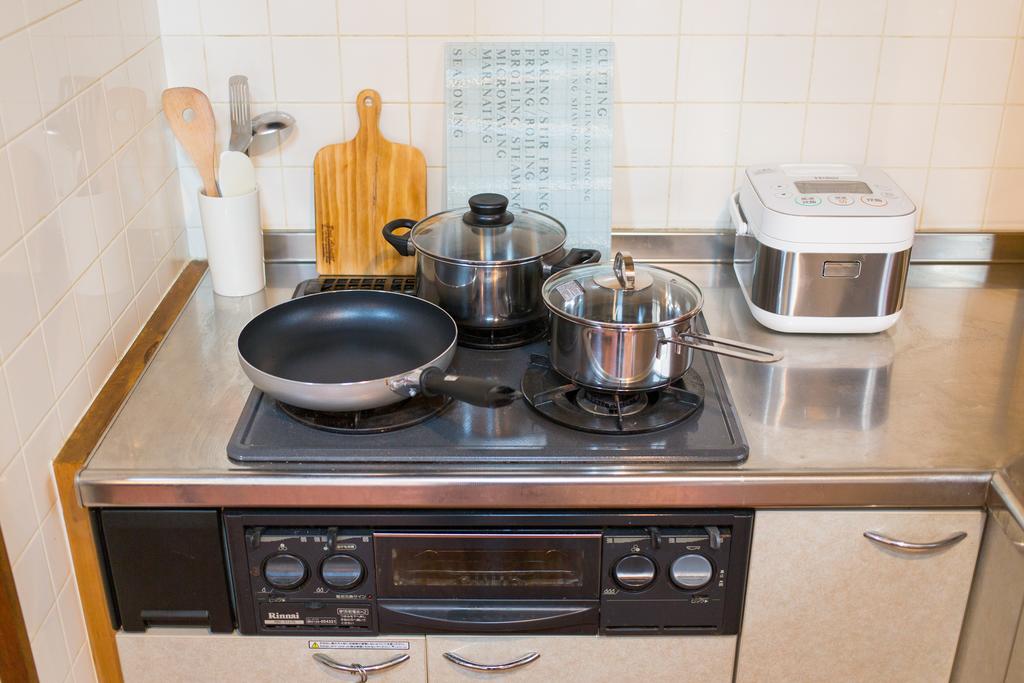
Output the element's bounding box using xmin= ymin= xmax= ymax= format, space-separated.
xmin=542 ymin=252 xmax=782 ymax=392
xmin=382 ymin=193 xmax=600 ymax=332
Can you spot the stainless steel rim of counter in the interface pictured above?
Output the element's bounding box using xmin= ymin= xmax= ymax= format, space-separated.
xmin=78 ymin=469 xmax=992 ymax=509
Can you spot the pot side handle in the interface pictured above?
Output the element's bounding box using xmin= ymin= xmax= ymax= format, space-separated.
xmin=546 ymin=248 xmax=602 ymax=276
xmin=382 ymin=219 xmax=417 ymax=256
xmin=664 ymin=331 xmax=783 ymax=363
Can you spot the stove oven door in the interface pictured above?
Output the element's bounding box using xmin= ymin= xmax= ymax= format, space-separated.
xmin=374 ymin=532 xmax=602 ymax=634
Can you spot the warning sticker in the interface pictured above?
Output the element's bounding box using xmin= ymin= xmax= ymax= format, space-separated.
xmin=308 ymin=641 xmax=411 ymax=651
xmin=555 ymin=279 xmax=585 ymax=303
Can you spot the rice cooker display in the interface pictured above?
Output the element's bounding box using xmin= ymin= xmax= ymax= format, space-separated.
xmin=793 ymin=180 xmax=871 ymax=195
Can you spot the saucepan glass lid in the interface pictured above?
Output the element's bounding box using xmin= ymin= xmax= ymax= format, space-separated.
xmin=542 ymin=252 xmax=703 ymax=327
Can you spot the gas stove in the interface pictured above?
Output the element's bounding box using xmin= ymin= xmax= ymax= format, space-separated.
xmin=227 ymin=277 xmax=748 ymax=465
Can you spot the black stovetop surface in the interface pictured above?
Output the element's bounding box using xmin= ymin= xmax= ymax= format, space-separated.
xmin=226 ymin=279 xmax=748 ymax=466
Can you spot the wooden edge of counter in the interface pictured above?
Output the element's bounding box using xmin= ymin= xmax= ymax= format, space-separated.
xmin=53 ymin=260 xmax=208 ymax=683
xmin=0 ymin=524 xmax=39 ymax=682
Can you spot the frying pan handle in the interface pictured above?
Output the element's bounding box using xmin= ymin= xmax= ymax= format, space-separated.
xmin=382 ymin=219 xmax=417 ymax=256
xmin=545 ymin=248 xmax=602 ymax=277
xmin=419 ymin=367 xmax=520 ymax=408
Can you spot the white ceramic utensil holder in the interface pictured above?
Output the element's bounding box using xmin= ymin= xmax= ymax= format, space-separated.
xmin=198 ymin=189 xmax=265 ymax=297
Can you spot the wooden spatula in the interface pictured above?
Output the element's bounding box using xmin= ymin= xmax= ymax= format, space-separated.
xmin=162 ymin=87 xmax=218 ymax=197
xmin=314 ymin=89 xmax=425 ymax=275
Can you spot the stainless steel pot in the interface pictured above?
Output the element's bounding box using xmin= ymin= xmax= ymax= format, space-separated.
xmin=542 ymin=252 xmax=782 ymax=392
xmin=382 ymin=193 xmax=600 ymax=330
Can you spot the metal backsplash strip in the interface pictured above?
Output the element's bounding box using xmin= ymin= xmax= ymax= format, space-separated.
xmin=263 ymin=229 xmax=1024 ymax=265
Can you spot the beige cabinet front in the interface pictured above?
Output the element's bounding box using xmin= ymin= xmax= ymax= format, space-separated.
xmin=117 ymin=630 xmax=427 ymax=682
xmin=425 ymin=635 xmax=736 ymax=682
xmin=735 ymin=509 xmax=983 ymax=683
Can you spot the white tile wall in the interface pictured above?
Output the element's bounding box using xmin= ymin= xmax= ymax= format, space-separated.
xmin=159 ymin=0 xmax=1024 ymax=244
xmin=0 ymin=1 xmax=188 ymax=682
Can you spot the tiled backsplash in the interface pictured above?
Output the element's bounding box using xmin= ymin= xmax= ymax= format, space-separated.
xmin=160 ymin=0 xmax=1024 ymax=258
xmin=0 ymin=0 xmax=188 ymax=680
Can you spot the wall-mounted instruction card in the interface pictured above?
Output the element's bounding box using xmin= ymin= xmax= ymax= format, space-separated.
xmin=445 ymin=43 xmax=614 ymax=255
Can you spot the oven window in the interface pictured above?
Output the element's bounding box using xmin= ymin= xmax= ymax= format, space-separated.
xmin=390 ymin=547 xmax=584 ymax=589
xmin=374 ymin=533 xmax=602 ymax=599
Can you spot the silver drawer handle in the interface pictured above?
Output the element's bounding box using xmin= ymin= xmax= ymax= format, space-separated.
xmin=443 ymin=651 xmax=540 ymax=672
xmin=312 ymin=652 xmax=410 ymax=682
xmin=864 ymin=530 xmax=967 ymax=554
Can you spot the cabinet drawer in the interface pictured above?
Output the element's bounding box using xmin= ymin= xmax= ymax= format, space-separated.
xmin=426 ymin=635 xmax=736 ymax=682
xmin=117 ymin=630 xmax=427 ymax=682
xmin=736 ymin=509 xmax=983 ymax=683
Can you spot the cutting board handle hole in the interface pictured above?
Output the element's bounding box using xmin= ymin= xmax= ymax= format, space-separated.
xmin=182 ymin=107 xmax=195 ymax=123
xmin=363 ymin=96 xmax=374 ymax=107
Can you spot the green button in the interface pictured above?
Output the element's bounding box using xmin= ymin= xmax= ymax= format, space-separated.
xmin=794 ymin=195 xmax=821 ymax=207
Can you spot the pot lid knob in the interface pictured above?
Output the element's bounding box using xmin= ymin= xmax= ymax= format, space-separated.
xmin=614 ymin=251 xmax=636 ymax=290
xmin=464 ymin=193 xmax=514 ymax=227
xmin=594 ymin=251 xmax=654 ymax=291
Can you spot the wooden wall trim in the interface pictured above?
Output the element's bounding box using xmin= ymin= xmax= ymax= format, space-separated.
xmin=0 ymin=525 xmax=39 ymax=682
xmin=53 ymin=260 xmax=208 ymax=683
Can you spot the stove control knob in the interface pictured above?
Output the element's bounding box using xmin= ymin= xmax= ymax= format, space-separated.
xmin=613 ymin=554 xmax=657 ymax=590
xmin=670 ymin=554 xmax=713 ymax=590
xmin=321 ymin=554 xmax=364 ymax=590
xmin=263 ymin=553 xmax=307 ymax=589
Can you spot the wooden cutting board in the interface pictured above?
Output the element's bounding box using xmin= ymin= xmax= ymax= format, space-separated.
xmin=314 ymin=89 xmax=424 ymax=275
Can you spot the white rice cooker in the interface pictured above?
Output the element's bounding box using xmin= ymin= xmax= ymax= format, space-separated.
xmin=730 ymin=163 xmax=916 ymax=334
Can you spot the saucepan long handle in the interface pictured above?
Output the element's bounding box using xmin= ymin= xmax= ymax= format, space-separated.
xmin=663 ymin=331 xmax=783 ymax=363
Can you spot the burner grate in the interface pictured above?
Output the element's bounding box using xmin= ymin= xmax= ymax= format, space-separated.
xmin=521 ymin=355 xmax=704 ymax=434
xmin=278 ymin=394 xmax=451 ymax=434
xmin=295 ymin=276 xmax=417 ymax=297
xmin=576 ymin=388 xmax=650 ymax=418
xmin=457 ymin=318 xmax=549 ymax=350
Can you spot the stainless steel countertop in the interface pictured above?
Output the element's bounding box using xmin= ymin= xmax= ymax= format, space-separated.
xmin=76 ymin=263 xmax=1024 ymax=508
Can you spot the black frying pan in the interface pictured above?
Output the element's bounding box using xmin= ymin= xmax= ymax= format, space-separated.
xmin=237 ymin=290 xmax=519 ymax=411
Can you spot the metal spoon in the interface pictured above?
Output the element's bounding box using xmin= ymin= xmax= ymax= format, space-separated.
xmin=246 ymin=111 xmax=295 ymax=155
xmin=253 ymin=111 xmax=294 ymax=136
xmin=251 ymin=111 xmax=292 ymax=135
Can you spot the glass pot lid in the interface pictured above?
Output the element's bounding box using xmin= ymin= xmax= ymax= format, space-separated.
xmin=410 ymin=193 xmax=567 ymax=264
xmin=542 ymin=252 xmax=704 ymax=328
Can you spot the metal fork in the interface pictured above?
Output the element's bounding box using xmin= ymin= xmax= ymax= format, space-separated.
xmin=228 ymin=75 xmax=253 ymax=153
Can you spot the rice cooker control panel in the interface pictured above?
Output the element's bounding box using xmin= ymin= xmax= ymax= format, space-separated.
xmin=747 ymin=163 xmax=915 ymax=218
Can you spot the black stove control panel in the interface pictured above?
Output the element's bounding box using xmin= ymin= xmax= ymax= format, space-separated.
xmin=227 ymin=511 xmax=752 ymax=637
xmin=241 ymin=527 xmax=376 ymax=633
xmin=600 ymin=527 xmax=734 ymax=633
